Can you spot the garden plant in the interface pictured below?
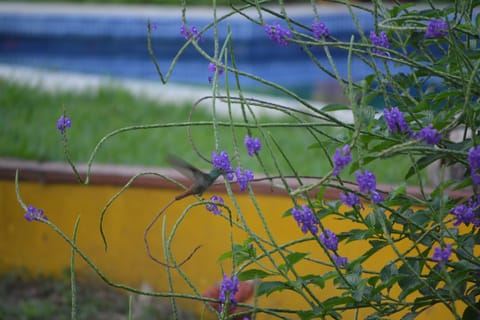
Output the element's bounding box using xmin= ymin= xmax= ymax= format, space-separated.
xmin=14 ymin=0 xmax=480 ymax=319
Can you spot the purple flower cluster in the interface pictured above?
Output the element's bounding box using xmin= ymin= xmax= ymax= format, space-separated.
xmin=264 ymin=22 xmax=292 ymax=46
xmin=312 ymin=20 xmax=329 ymax=39
xmin=219 ymin=274 xmax=239 ymax=312
xmin=332 ymin=145 xmax=352 ymax=176
xmin=340 ymin=192 xmax=361 ymax=208
xmin=415 ymin=124 xmax=442 ymax=145
xmin=206 ymin=195 xmax=224 ymax=215
xmin=235 ymin=168 xmax=254 ymax=192
xmin=384 ymin=107 xmax=410 ymax=134
xmin=212 ymin=151 xmax=234 ymax=181
xmin=383 ymin=108 xmax=441 ymax=145
xmin=180 ymin=24 xmax=203 ymax=41
xmin=432 ymin=244 xmax=452 ymax=266
xmin=356 ymin=170 xmax=383 ymax=203
xmin=319 ymin=229 xmax=338 ymax=251
xmin=425 ymin=19 xmax=448 ymax=38
xmin=24 ymin=205 xmax=47 ymax=222
xmin=451 ymin=197 xmax=480 ymax=227
xmin=207 ymin=62 xmax=224 ymax=83
xmin=356 ymin=170 xmax=376 ymax=193
xmin=56 ymin=115 xmax=71 ymax=134
xmin=369 ymin=31 xmax=390 ymax=56
xmin=245 ymin=135 xmax=262 ymax=157
xmin=291 ymin=205 xmax=319 ymax=234
xmin=469 ymin=146 xmax=480 ymax=186
xmin=332 ymin=254 xmax=348 ymax=267
xmin=212 ymin=151 xmax=254 ymax=190
xmin=319 ymin=229 xmax=348 ymax=267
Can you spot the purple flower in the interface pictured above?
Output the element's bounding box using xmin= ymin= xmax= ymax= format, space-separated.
xmin=264 ymin=22 xmax=292 ymax=46
xmin=235 ymin=167 xmax=254 ymax=192
xmin=356 ymin=170 xmax=383 ymax=203
xmin=340 ymin=192 xmax=361 ymax=208
xmin=207 ymin=62 xmax=224 ymax=74
xmin=384 ymin=107 xmax=410 ymax=134
xmin=451 ymin=204 xmax=474 ymax=226
xmin=370 ymin=191 xmax=384 ymax=203
xmin=291 ymin=205 xmax=319 ymax=234
xmin=451 ymin=197 xmax=480 ymax=227
xmin=356 ymin=170 xmax=377 ymax=194
xmin=56 ymin=115 xmax=71 ymax=134
xmin=425 ymin=19 xmax=448 ymax=38
xmin=244 ymin=135 xmax=262 ymax=157
xmin=207 ymin=62 xmax=224 ymax=83
xmin=24 ymin=205 xmax=47 ymax=222
xmin=219 ymin=274 xmax=239 ymax=311
xmin=212 ymin=151 xmax=234 ymax=181
xmin=180 ymin=24 xmax=203 ymax=41
xmin=332 ymin=254 xmax=348 ymax=267
xmin=432 ymin=244 xmax=452 ymax=265
xmin=151 ymin=21 xmax=158 ymax=30
xmin=370 ymin=31 xmax=390 ymax=56
xmin=332 ymin=145 xmax=352 ymax=176
xmin=312 ymin=20 xmax=329 ymax=39
xmin=469 ymin=146 xmax=480 ymax=186
xmin=319 ymin=229 xmax=338 ymax=251
xmin=416 ymin=124 xmax=442 ymax=145
xmin=206 ymin=195 xmax=224 ymax=215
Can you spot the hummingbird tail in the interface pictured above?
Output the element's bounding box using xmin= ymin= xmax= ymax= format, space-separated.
xmin=175 ymin=191 xmax=192 ymax=200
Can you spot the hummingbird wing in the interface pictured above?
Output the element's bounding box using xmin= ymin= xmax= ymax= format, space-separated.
xmin=167 ymin=155 xmax=206 ymax=182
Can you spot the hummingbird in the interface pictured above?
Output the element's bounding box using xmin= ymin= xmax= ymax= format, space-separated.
xmin=168 ymin=155 xmax=224 ymax=200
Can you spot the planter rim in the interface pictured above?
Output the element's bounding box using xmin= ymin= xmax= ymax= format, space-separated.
xmin=0 ymin=157 xmax=471 ymax=200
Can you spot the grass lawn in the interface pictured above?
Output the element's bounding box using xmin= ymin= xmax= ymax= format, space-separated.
xmin=0 ymin=78 xmax=420 ymax=185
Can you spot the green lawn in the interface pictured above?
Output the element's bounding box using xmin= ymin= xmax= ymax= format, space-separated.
xmin=0 ymin=78 xmax=418 ymax=184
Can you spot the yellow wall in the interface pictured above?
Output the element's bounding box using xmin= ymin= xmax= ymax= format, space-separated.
xmin=0 ymin=178 xmax=464 ymax=319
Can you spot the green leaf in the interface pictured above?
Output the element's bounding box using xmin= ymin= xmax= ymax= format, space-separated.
xmin=475 ymin=12 xmax=480 ymax=29
xmin=282 ymin=208 xmax=293 ymax=218
xmin=398 ymin=258 xmax=421 ymax=299
xmin=409 ymin=210 xmax=431 ymax=229
xmin=430 ymin=179 xmax=459 ymax=199
xmin=257 ymin=281 xmax=291 ymax=297
xmin=316 ymin=185 xmax=327 ymax=201
xmin=286 ymin=252 xmax=309 ymax=265
xmin=370 ymin=240 xmax=388 ymax=250
xmin=238 ymin=269 xmax=271 ymax=281
xmin=298 ymin=307 xmax=328 ymax=320
xmin=380 ymin=263 xmax=398 ymax=283
xmin=349 ymin=242 xmax=387 ymax=268
xmin=279 ymin=252 xmax=309 ymax=272
xmin=401 ymin=312 xmax=420 ymax=320
xmin=390 ymin=183 xmax=407 ymax=198
xmin=323 ymin=296 xmax=356 ymax=308
xmin=300 ymin=274 xmax=325 ymax=289
xmin=321 ymin=104 xmax=350 ymax=112
xmin=344 ymin=229 xmax=373 ymax=242
xmin=218 ymin=239 xmax=257 ymax=266
xmin=217 ymin=250 xmax=232 ymax=263
xmin=405 ymin=154 xmax=444 ymax=180
xmin=462 ymin=301 xmax=480 ymax=319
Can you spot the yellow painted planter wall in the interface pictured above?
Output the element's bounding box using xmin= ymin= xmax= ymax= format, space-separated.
xmin=0 ymin=171 xmax=464 ymax=319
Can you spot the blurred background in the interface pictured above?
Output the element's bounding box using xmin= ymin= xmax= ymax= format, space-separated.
xmin=0 ymin=1 xmax=434 ymax=320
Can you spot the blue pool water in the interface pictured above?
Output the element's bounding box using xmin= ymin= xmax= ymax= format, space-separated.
xmin=0 ymin=5 xmax=406 ymax=98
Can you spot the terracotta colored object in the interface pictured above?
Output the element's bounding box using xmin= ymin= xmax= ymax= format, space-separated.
xmin=202 ymin=280 xmax=257 ymax=319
